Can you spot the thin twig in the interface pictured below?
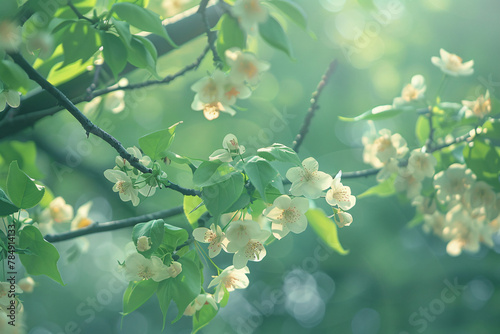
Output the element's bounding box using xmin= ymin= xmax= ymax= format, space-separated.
xmin=292 ymin=59 xmax=338 ymax=153
xmin=86 ymin=64 xmax=103 ymax=98
xmin=89 ymin=44 xmax=210 ymax=97
xmin=423 ymin=107 xmax=434 ymax=153
xmin=9 ymin=52 xmax=153 ymax=174
xmin=67 ymin=0 xmax=95 ymax=23
xmin=198 ymin=0 xmax=221 ymax=66
xmin=44 ymin=206 xmax=184 ymax=243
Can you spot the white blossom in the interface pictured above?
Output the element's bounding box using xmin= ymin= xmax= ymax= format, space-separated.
xmin=286 ymin=157 xmax=332 ymax=199
xmin=184 ymin=293 xmax=218 ymax=316
xmin=433 ymin=163 xmax=475 ymax=203
xmin=122 ymin=253 xmax=173 ymax=282
xmin=104 ymin=170 xmax=140 ymax=206
xmin=263 ymin=195 xmax=309 ymax=239
xmin=226 ymin=48 xmax=270 ymax=85
xmin=192 ymin=224 xmax=227 ymax=257
xmin=431 ymin=48 xmax=474 ymax=77
xmin=136 ymin=236 xmax=151 ymax=252
xmin=407 ymin=149 xmax=437 ymax=181
xmin=208 ymin=265 xmax=250 ymax=302
xmin=462 ymin=90 xmax=491 ymax=119
xmin=326 ymin=172 xmax=356 ymax=211
xmin=393 ymin=75 xmax=426 ymax=107
xmin=231 ymin=0 xmax=268 ymax=33
xmin=70 ymin=201 xmax=93 ymax=230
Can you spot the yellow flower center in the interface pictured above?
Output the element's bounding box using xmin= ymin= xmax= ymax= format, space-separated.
xmin=77 ymin=217 xmax=92 ymax=229
xmin=203 ymin=102 xmax=222 ymax=120
xmin=244 ymin=240 xmax=264 ymax=260
xmin=225 ymin=87 xmax=240 ymax=99
xmin=239 ymin=60 xmax=258 ymax=80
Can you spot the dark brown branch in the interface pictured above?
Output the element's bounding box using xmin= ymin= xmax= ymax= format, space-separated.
xmin=8 ymin=52 xmax=153 ymax=174
xmin=44 ymin=206 xmax=184 ymax=242
xmin=292 ymin=59 xmax=338 ymax=153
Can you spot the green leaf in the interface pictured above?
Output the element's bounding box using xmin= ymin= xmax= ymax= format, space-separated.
xmin=0 ymin=60 xmax=30 ymax=93
xmin=161 ymin=224 xmax=189 ymax=253
xmin=112 ymin=2 xmax=177 ymax=47
xmin=482 ymin=119 xmax=500 ymax=144
xmin=267 ymin=0 xmax=308 ymax=30
xmin=100 ymin=32 xmax=128 ymax=78
xmin=18 ymin=226 xmax=64 ymax=285
xmin=138 ymin=122 xmax=180 ymax=160
xmin=156 ymin=254 xmax=201 ymax=328
xmin=0 ymin=141 xmax=44 ymax=180
xmin=259 ymin=15 xmax=293 ymax=57
xmin=111 ymin=18 xmax=132 ymax=47
xmin=123 ymin=280 xmax=158 ymax=315
xmin=358 ymin=174 xmax=396 ymax=199
xmin=415 ymin=115 xmax=430 ymax=146
xmin=61 ymin=21 xmax=99 ymax=66
xmin=216 ymin=14 xmax=246 ymax=65
xmin=183 ymin=196 xmax=207 ymax=227
xmin=54 ymin=0 xmax=96 ymax=18
xmin=193 ymin=303 xmax=218 ymax=334
xmin=305 ymin=208 xmax=348 ymax=255
xmin=6 ymin=161 xmax=45 ymax=209
xmin=126 ymin=36 xmax=158 ymax=76
xmin=407 ymin=212 xmax=424 ymax=228
xmin=339 ymin=105 xmax=410 ymax=122
xmin=132 ymin=219 xmax=165 ymax=258
xmin=202 ymin=173 xmax=244 ymax=218
xmin=257 ymin=143 xmax=301 ymax=165
xmin=463 ymin=138 xmax=500 ymax=190
xmin=0 ymin=189 xmax=18 ymax=217
xmin=0 ymin=0 xmax=18 ymax=20
xmin=193 ymin=161 xmax=237 ymax=187
xmin=244 ymin=156 xmax=279 ymax=201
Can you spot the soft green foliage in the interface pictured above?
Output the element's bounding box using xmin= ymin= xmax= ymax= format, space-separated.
xmin=243 ymin=156 xmax=279 ymax=201
xmin=305 ymin=208 xmax=349 ymax=255
xmin=464 ymin=138 xmax=500 ymax=190
xmin=157 ymin=254 xmax=202 ymax=326
xmin=216 ymin=14 xmax=247 ymax=66
xmin=358 ymin=174 xmax=397 ymax=199
xmin=18 ymin=226 xmax=64 ymax=285
xmin=138 ymin=122 xmax=179 ymax=161
xmin=61 ymin=21 xmax=100 ymax=67
xmin=183 ymin=196 xmax=207 ymax=227
xmin=257 ymin=143 xmax=301 ymax=165
xmin=122 ymin=279 xmax=159 ymax=315
xmin=339 ymin=105 xmax=410 ymax=122
xmin=0 ymin=188 xmax=18 ymax=216
xmin=0 ymin=141 xmax=44 ymax=180
xmin=202 ymin=173 xmax=244 ymax=218
xmin=0 ymin=59 xmax=30 ymax=93
xmin=192 ymin=302 xmax=219 ymax=334
xmin=259 ymin=15 xmax=293 ymax=58
xmin=100 ymin=32 xmax=128 ymax=78
xmin=6 ymin=161 xmax=45 ymax=209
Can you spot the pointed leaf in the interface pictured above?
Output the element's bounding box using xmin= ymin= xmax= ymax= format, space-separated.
xmin=305 ymin=208 xmax=348 ymax=255
xmin=6 ymin=161 xmax=45 ymax=209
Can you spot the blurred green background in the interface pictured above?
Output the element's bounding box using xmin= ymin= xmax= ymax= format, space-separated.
xmin=16 ymin=0 xmax=500 ymax=333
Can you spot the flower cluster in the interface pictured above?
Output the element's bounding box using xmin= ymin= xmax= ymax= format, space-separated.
xmin=191 ymin=48 xmax=269 ymax=120
xmin=121 ymin=252 xmax=182 ymax=282
xmin=104 ymin=146 xmax=159 ymax=206
xmin=418 ymin=164 xmax=500 ymax=256
xmin=190 ymin=136 xmax=357 ymax=309
xmin=0 ymin=277 xmax=35 ymax=334
xmin=37 ymin=196 xmax=94 ymax=236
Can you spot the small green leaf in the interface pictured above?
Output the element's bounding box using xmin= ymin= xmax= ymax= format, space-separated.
xmin=0 ymin=189 xmax=19 ymax=217
xmin=100 ymin=32 xmax=128 ymax=78
xmin=193 ymin=303 xmax=218 ymax=334
xmin=6 ymin=161 xmax=45 ymax=209
xmin=259 ymin=15 xmax=293 ymax=57
xmin=0 ymin=141 xmax=44 ymax=180
xmin=19 ymin=226 xmax=64 ymax=285
xmin=156 ymin=254 xmax=201 ymax=328
xmin=216 ymin=14 xmax=246 ymax=65
xmin=415 ymin=115 xmax=430 ymax=146
xmin=132 ymin=219 xmax=165 ymax=258
xmin=257 ymin=143 xmax=301 ymax=165
xmin=111 ymin=18 xmax=132 ymax=47
xmin=202 ymin=173 xmax=244 ymax=218
xmin=0 ymin=60 xmax=30 ymax=93
xmin=358 ymin=174 xmax=396 ymax=199
xmin=61 ymin=21 xmax=99 ymax=66
xmin=123 ymin=280 xmax=159 ymax=315
xmin=267 ymin=0 xmax=308 ymax=30
xmin=183 ymin=196 xmax=207 ymax=227
xmin=339 ymin=105 xmax=411 ymax=122
xmin=463 ymin=138 xmax=500 ymax=190
xmin=161 ymin=224 xmax=189 ymax=253
xmin=305 ymin=208 xmax=348 ymax=255
xmin=193 ymin=161 xmax=236 ymax=187
xmin=138 ymin=122 xmax=180 ymax=160
xmin=244 ymin=156 xmax=279 ymax=201
xmin=112 ymin=2 xmax=177 ymax=47
xmin=126 ymin=36 xmax=158 ymax=76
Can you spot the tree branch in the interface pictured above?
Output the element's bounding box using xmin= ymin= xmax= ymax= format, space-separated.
xmin=198 ymin=0 xmax=221 ymax=66
xmin=67 ymin=0 xmax=95 ymax=23
xmin=292 ymin=59 xmax=338 ymax=153
xmin=1 ymin=2 xmax=226 ymax=139
xmin=44 ymin=206 xmax=184 ymax=243
xmin=8 ymin=52 xmax=153 ymax=174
